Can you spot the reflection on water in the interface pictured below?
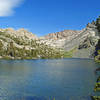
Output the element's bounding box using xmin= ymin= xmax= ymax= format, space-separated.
xmin=0 ymin=59 xmax=99 ymax=100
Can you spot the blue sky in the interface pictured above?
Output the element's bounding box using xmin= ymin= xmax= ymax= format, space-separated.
xmin=0 ymin=0 xmax=100 ymax=36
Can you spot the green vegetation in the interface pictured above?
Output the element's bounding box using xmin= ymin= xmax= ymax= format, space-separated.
xmin=0 ymin=38 xmax=73 ymax=59
xmin=92 ymin=77 xmax=100 ymax=99
xmin=94 ymin=82 xmax=100 ymax=92
xmin=94 ymin=39 xmax=100 ymax=63
xmin=90 ymin=16 xmax=100 ymax=99
xmin=62 ymin=48 xmax=77 ymax=58
xmin=95 ymin=50 xmax=100 ymax=63
xmin=94 ymin=16 xmax=100 ymax=62
xmin=0 ymin=41 xmax=3 ymax=56
xmin=91 ymin=96 xmax=100 ymax=100
xmin=96 ymin=16 xmax=100 ymax=33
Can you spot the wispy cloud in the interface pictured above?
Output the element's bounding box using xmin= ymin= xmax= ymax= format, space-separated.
xmin=0 ymin=0 xmax=24 ymax=16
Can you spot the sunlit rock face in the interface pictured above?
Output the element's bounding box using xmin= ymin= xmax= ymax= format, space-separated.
xmin=39 ymin=30 xmax=81 ymax=48
xmin=0 ymin=28 xmax=38 ymax=40
xmin=16 ymin=28 xmax=38 ymax=40
xmin=0 ymin=28 xmax=38 ymax=51
xmin=39 ymin=23 xmax=99 ymax=51
xmin=44 ymin=30 xmax=81 ymax=40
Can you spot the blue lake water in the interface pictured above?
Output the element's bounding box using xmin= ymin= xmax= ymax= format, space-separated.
xmin=0 ymin=58 xmax=99 ymax=100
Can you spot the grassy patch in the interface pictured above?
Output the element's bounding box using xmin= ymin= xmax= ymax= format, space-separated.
xmin=62 ymin=48 xmax=77 ymax=58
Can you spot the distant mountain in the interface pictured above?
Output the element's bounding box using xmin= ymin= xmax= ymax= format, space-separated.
xmin=0 ymin=17 xmax=100 ymax=59
xmin=40 ymin=23 xmax=98 ymax=49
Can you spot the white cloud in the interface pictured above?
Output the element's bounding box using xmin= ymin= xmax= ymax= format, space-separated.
xmin=0 ymin=0 xmax=24 ymax=16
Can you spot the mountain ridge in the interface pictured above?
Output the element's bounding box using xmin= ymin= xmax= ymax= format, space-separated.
xmin=0 ymin=17 xmax=100 ymax=59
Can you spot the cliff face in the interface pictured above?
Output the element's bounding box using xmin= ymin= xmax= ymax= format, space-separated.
xmin=39 ymin=30 xmax=81 ymax=48
xmin=64 ymin=23 xmax=98 ymax=51
xmin=44 ymin=30 xmax=81 ymax=40
xmin=40 ymin=23 xmax=98 ymax=49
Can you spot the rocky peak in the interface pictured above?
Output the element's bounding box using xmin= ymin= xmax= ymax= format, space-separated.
xmin=0 ymin=28 xmax=38 ymax=40
xmin=5 ymin=28 xmax=15 ymax=32
xmin=16 ymin=28 xmax=38 ymax=40
xmin=17 ymin=28 xmax=31 ymax=34
xmin=44 ymin=30 xmax=81 ymax=40
xmin=86 ymin=23 xmax=97 ymax=29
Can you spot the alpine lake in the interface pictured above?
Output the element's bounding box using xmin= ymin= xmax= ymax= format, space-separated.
xmin=0 ymin=58 xmax=99 ymax=100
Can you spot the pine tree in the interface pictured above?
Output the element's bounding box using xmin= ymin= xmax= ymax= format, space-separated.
xmin=96 ymin=16 xmax=100 ymax=33
xmin=0 ymin=41 xmax=3 ymax=56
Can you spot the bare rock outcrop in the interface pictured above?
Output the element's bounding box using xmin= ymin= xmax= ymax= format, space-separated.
xmin=0 ymin=28 xmax=38 ymax=40
xmin=39 ymin=23 xmax=98 ymax=52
